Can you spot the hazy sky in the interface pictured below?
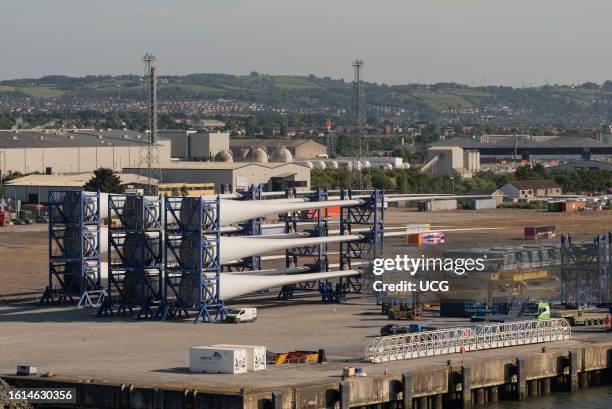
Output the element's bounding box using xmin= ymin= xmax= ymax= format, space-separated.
xmin=3 ymin=0 xmax=612 ymax=86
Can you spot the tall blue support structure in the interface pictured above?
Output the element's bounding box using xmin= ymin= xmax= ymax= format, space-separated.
xmin=278 ymin=188 xmax=329 ymax=299
xmin=339 ymin=189 xmax=384 ymax=293
xmin=161 ymin=195 xmax=226 ymax=323
xmin=41 ymin=190 xmax=101 ymax=304
xmin=98 ymin=194 xmax=163 ymax=319
xmin=224 ymin=184 xmax=262 ymax=272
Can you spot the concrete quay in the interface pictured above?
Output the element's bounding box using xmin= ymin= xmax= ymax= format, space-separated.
xmin=3 ymin=341 xmax=611 ymax=409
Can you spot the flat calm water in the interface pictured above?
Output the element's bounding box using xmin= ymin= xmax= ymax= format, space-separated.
xmin=488 ymin=385 xmax=612 ymax=409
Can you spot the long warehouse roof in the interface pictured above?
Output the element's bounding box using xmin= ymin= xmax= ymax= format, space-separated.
xmin=430 ymin=136 xmax=612 ymax=149
xmin=229 ymin=138 xmax=317 ymax=148
xmin=5 ymin=173 xmax=157 ymax=187
xmin=0 ymin=128 xmax=163 ymax=148
xmin=124 ymin=162 xmax=309 ymax=170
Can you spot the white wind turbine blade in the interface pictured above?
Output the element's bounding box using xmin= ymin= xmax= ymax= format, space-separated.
xmin=212 ymin=270 xmax=360 ymax=300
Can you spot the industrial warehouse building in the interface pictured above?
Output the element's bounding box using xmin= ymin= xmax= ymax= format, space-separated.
xmin=430 ymin=135 xmax=612 ymax=162
xmin=3 ymin=173 xmax=156 ymax=204
xmin=123 ymin=162 xmax=311 ymax=193
xmin=159 ymin=130 xmax=230 ymax=160
xmin=548 ymin=159 xmax=612 ymax=171
xmin=0 ymin=129 xmax=171 ymax=174
xmin=423 ymin=145 xmax=481 ymax=177
xmin=158 ymin=132 xmax=327 ymax=162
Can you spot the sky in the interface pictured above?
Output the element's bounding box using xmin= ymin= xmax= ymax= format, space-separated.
xmin=2 ymin=0 xmax=612 ymax=86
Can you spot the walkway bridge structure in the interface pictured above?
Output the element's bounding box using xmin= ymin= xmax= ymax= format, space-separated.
xmin=366 ymin=318 xmax=571 ymax=363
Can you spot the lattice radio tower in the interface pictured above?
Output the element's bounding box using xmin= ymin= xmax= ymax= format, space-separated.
xmin=351 ymin=59 xmax=367 ymax=189
xmin=140 ymin=53 xmax=161 ymax=194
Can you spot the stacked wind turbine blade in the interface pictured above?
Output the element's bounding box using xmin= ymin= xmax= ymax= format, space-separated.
xmin=210 ymin=270 xmax=361 ymax=300
xmin=217 ymin=198 xmax=362 ymax=226
xmin=218 ymin=234 xmax=362 ymax=264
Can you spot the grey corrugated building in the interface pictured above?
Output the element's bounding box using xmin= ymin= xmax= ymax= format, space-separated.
xmin=3 ymin=173 xmax=156 ymax=203
xmin=548 ymin=160 xmax=612 ymax=171
xmin=123 ymin=162 xmax=310 ymax=193
xmin=0 ymin=128 xmax=171 ymax=174
xmin=430 ymin=136 xmax=612 ymax=161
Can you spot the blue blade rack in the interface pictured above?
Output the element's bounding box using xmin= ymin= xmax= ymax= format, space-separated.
xmin=160 ymin=195 xmax=226 ymax=323
xmin=41 ymin=190 xmax=102 ymax=304
xmin=224 ymin=184 xmax=263 ymax=272
xmin=339 ymin=189 xmax=385 ymax=293
xmin=278 ymin=187 xmax=330 ymax=300
xmin=97 ymin=194 xmax=163 ymax=319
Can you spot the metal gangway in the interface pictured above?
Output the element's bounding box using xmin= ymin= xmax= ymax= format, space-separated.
xmin=365 ymin=319 xmax=571 ymax=363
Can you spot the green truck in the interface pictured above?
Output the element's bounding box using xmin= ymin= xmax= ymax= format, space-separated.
xmin=523 ymin=301 xmax=551 ymax=321
xmin=485 ymin=301 xmax=550 ymax=323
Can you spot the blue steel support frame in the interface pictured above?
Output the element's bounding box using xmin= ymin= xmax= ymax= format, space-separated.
xmin=160 ymin=195 xmax=226 ymax=323
xmin=41 ymin=190 xmax=101 ymax=304
xmin=278 ymin=187 xmax=330 ymax=299
xmin=339 ymin=189 xmax=384 ymax=293
xmin=224 ymin=184 xmax=262 ymax=272
xmin=97 ymin=194 xmax=163 ymax=319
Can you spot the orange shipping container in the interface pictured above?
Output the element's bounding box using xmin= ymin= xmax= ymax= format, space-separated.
xmin=406 ymin=233 xmax=423 ymax=246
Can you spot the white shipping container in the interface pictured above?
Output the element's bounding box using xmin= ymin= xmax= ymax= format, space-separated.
xmin=432 ymin=199 xmax=457 ymax=211
xmin=213 ymin=344 xmax=266 ymax=371
xmin=189 ymin=346 xmax=247 ymax=374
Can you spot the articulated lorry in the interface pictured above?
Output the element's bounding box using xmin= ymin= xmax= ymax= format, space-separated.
xmin=479 ymin=301 xmax=611 ymax=328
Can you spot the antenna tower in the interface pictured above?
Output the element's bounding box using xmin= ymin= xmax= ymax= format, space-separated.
xmin=141 ymin=53 xmax=160 ymax=194
xmin=351 ymin=59 xmax=367 ymax=189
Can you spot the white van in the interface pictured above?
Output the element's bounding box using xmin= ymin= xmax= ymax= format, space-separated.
xmin=226 ymin=308 xmax=257 ymax=323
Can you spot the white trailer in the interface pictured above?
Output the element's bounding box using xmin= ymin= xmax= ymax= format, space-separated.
xmin=189 ymin=346 xmax=247 ymax=374
xmin=213 ymin=344 xmax=266 ymax=371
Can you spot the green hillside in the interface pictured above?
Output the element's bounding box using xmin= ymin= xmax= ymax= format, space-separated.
xmin=3 ymin=74 xmax=612 ymax=124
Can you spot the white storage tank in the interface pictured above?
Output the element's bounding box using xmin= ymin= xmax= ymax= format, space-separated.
xmin=189 ymin=346 xmax=247 ymax=374
xmin=313 ymin=160 xmax=326 ymax=170
xmin=324 ymin=160 xmax=339 ymax=170
xmin=295 ymin=160 xmax=313 ymax=169
xmin=213 ymin=344 xmax=266 ymax=371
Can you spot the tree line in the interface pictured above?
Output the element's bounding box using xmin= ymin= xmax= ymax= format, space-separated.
xmin=311 ymin=164 xmax=612 ymax=195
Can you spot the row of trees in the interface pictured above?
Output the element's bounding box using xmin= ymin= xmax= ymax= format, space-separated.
xmin=311 ymin=165 xmax=612 ymax=194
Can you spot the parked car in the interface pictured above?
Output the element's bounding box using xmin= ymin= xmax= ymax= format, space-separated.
xmin=34 ymin=216 xmax=49 ymax=223
xmin=380 ymin=323 xmax=437 ymax=336
xmin=10 ymin=219 xmax=26 ymax=225
xmin=380 ymin=324 xmax=410 ymax=336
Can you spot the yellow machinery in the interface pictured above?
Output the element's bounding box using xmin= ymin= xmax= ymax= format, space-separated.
xmin=488 ymin=270 xmax=559 ymax=301
xmin=387 ymin=304 xmax=423 ymax=320
xmin=268 ymin=351 xmax=319 ymax=365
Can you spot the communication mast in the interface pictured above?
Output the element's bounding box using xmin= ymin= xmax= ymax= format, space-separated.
xmin=351 ymin=59 xmax=367 ymax=189
xmin=140 ymin=53 xmax=160 ymax=194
